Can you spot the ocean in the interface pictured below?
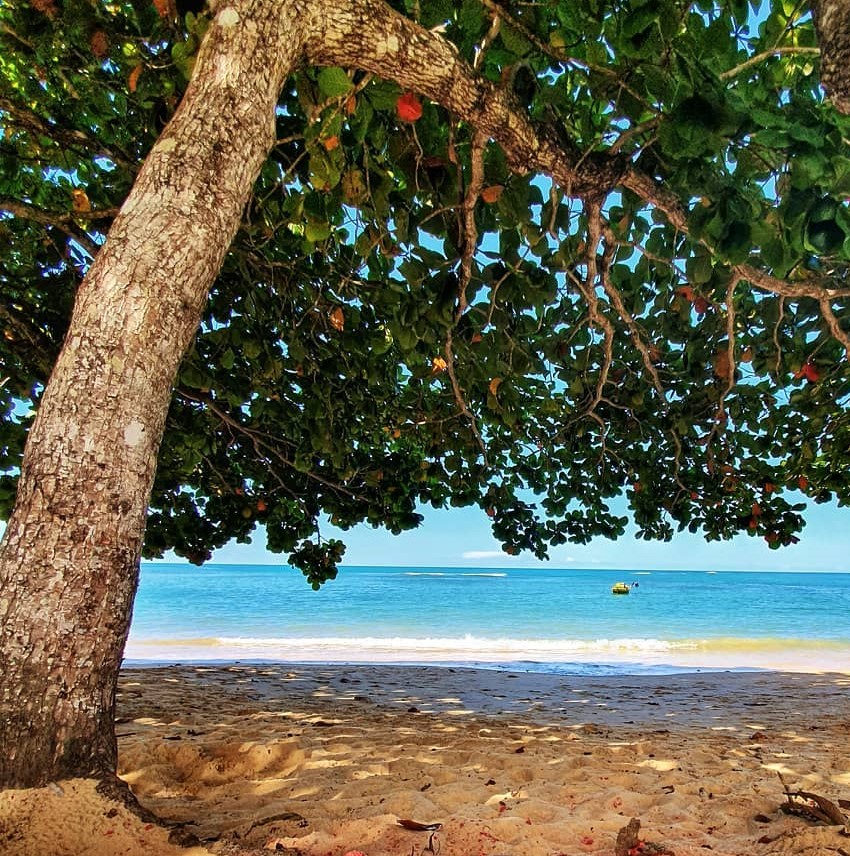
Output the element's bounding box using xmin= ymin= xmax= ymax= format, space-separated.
xmin=125 ymin=564 xmax=850 ymax=674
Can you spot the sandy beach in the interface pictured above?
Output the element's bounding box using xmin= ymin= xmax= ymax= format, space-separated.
xmin=3 ymin=664 xmax=850 ymax=855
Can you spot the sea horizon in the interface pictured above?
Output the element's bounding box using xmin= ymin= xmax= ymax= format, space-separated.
xmin=125 ymin=563 xmax=850 ymax=675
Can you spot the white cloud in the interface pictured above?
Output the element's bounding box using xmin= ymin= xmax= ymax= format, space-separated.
xmin=462 ymin=550 xmax=513 ymax=559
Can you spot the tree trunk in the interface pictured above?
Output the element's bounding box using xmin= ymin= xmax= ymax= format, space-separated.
xmin=0 ymin=0 xmax=307 ymax=788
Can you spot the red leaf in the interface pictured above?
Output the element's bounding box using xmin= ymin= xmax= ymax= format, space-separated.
xmin=89 ymin=30 xmax=109 ymax=59
xmin=396 ymin=92 xmax=423 ymax=122
xmin=803 ymin=361 xmax=821 ymax=382
xmin=329 ymin=307 xmax=345 ymax=332
xmin=128 ymin=64 xmax=143 ymax=94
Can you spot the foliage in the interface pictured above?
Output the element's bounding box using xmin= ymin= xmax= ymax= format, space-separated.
xmin=1 ymin=0 xmax=850 ymax=584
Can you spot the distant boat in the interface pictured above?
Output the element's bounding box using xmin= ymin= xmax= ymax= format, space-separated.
xmin=611 ymin=582 xmax=631 ymax=595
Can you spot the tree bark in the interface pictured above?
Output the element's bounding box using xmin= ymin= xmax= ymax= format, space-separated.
xmin=0 ymin=0 xmax=308 ymax=787
xmin=811 ymin=0 xmax=850 ymax=115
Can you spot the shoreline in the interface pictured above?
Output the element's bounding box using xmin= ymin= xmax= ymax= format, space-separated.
xmin=122 ymin=641 xmax=850 ymax=675
xmin=5 ymin=663 xmax=850 ymax=855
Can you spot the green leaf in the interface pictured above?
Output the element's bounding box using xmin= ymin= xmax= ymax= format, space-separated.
xmin=317 ymin=67 xmax=353 ymax=98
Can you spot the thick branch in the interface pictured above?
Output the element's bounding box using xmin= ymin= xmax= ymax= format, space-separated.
xmin=735 ymin=263 xmax=850 ymax=300
xmin=307 ymin=0 xmax=625 ymax=199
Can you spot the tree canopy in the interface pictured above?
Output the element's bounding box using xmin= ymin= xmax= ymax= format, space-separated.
xmin=2 ymin=0 xmax=850 ymax=585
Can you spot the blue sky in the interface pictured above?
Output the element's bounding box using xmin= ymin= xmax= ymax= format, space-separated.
xmin=192 ymin=496 xmax=850 ymax=572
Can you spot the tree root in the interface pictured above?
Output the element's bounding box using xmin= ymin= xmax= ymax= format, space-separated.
xmin=94 ymin=774 xmax=202 ymax=846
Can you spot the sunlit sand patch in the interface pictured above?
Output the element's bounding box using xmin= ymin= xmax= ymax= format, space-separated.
xmin=639 ymin=758 xmax=679 ymax=771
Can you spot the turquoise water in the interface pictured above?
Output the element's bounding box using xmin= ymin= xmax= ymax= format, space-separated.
xmin=125 ymin=565 xmax=850 ymax=674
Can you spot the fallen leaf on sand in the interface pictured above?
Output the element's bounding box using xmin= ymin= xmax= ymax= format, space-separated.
xmin=397 ymin=819 xmax=443 ymax=831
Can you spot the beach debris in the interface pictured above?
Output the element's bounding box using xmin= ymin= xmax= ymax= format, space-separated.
xmin=264 ymin=844 xmax=303 ymax=854
xmin=397 ymin=818 xmax=443 ymax=831
xmin=615 ymin=818 xmax=675 ymax=856
xmin=615 ymin=818 xmax=641 ymax=856
xmin=421 ymin=830 xmax=440 ymax=856
xmin=779 ymin=789 xmax=850 ymax=829
xmin=778 ymin=773 xmax=850 ymax=831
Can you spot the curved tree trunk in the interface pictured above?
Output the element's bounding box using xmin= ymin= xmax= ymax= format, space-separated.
xmin=0 ymin=0 xmax=307 ymax=788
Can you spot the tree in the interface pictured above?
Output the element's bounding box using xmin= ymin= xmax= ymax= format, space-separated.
xmin=1 ymin=0 xmax=849 ymax=788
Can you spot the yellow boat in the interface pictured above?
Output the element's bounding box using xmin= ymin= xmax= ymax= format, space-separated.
xmin=611 ymin=582 xmax=631 ymax=594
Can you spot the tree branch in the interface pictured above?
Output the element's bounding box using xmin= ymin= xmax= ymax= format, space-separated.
xmin=600 ymin=223 xmax=666 ymax=403
xmin=0 ymin=196 xmax=121 ymax=260
xmin=735 ymin=263 xmax=850 ymax=299
xmin=310 ymin=0 xmax=850 ymax=333
xmin=443 ymin=331 xmax=488 ymax=462
xmin=571 ymin=203 xmax=615 ymax=418
xmin=0 ymin=302 xmax=59 ymax=379
xmin=819 ymin=297 xmax=850 ymax=359
xmin=176 ymin=389 xmax=368 ymax=502
xmin=0 ymin=96 xmax=136 ymax=171
xmin=307 ymin=0 xmax=626 ymax=198
xmin=719 ymin=45 xmax=820 ymax=81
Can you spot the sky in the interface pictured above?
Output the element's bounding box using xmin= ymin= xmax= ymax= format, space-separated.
xmin=184 ymin=495 xmax=850 ymax=572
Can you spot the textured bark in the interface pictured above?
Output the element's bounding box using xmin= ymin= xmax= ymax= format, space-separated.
xmin=812 ymin=0 xmax=850 ymax=115
xmin=0 ymin=0 xmax=309 ymax=787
